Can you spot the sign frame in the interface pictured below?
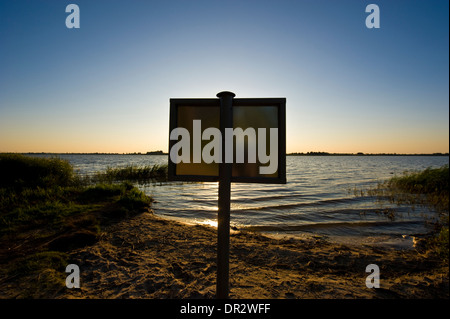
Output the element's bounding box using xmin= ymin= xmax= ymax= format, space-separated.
xmin=168 ymin=97 xmax=286 ymax=184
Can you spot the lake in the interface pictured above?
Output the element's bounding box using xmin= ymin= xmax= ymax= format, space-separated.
xmin=32 ymin=154 xmax=449 ymax=246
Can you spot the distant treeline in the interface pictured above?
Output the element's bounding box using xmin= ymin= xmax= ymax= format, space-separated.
xmin=3 ymin=151 xmax=448 ymax=156
xmin=287 ymin=152 xmax=449 ymax=156
xmin=13 ymin=151 xmax=169 ymax=155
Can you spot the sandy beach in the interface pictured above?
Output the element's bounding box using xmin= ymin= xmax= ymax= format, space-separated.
xmin=32 ymin=210 xmax=445 ymax=299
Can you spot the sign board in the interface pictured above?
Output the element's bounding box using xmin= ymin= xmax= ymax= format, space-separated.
xmin=168 ymin=97 xmax=286 ymax=184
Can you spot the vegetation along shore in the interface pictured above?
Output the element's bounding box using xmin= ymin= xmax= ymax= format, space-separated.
xmin=0 ymin=154 xmax=448 ymax=298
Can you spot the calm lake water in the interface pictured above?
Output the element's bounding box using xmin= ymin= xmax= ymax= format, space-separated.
xmin=32 ymin=154 xmax=449 ymax=245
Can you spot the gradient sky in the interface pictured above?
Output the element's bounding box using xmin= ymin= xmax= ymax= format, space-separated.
xmin=0 ymin=0 xmax=448 ymax=154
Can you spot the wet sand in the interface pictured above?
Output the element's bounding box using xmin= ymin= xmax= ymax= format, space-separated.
xmin=56 ymin=211 xmax=448 ymax=299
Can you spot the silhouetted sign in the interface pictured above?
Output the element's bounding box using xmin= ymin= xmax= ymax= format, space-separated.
xmin=168 ymin=97 xmax=286 ymax=183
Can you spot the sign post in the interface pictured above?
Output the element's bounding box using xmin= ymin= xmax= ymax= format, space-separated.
xmin=168 ymin=92 xmax=286 ymax=299
xmin=216 ymin=91 xmax=235 ymax=299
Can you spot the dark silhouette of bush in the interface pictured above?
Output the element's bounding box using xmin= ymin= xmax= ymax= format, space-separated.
xmin=0 ymin=154 xmax=75 ymax=189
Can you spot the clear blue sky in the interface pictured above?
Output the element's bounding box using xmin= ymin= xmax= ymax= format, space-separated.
xmin=0 ymin=0 xmax=448 ymax=153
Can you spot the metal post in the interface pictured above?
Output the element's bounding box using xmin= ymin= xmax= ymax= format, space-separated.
xmin=216 ymin=91 xmax=235 ymax=299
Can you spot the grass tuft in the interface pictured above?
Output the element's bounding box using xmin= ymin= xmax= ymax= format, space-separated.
xmin=386 ymin=165 xmax=449 ymax=214
xmin=0 ymin=154 xmax=76 ymax=189
xmin=355 ymin=165 xmax=449 ymax=262
xmin=92 ymin=164 xmax=168 ymax=184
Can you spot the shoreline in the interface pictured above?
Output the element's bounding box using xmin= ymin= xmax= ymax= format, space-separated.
xmin=259 ymin=232 xmax=417 ymax=250
xmin=152 ymin=213 xmax=419 ymax=251
xmin=51 ymin=211 xmax=447 ymax=299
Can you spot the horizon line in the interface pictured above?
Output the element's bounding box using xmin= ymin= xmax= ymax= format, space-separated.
xmin=1 ymin=151 xmax=449 ymax=156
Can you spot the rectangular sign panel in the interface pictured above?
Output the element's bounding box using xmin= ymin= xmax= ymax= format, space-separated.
xmin=168 ymin=97 xmax=286 ymax=184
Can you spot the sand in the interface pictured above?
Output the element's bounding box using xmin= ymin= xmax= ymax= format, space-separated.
xmin=54 ymin=210 xmax=448 ymax=299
